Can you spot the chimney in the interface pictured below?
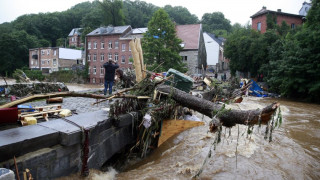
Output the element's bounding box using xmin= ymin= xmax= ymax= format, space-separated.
xmin=262 ymin=6 xmax=266 ymax=10
xmin=277 ymin=9 xmax=281 ymax=12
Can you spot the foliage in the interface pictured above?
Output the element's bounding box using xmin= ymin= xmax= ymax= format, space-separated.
xmin=21 ymin=67 xmax=45 ymax=81
xmin=201 ymin=12 xmax=232 ymax=33
xmin=98 ymin=0 xmax=125 ymax=26
xmin=163 ymin=5 xmax=199 ymax=25
xmin=123 ymin=0 xmax=158 ymax=28
xmin=225 ymin=0 xmax=320 ymax=102
xmin=142 ymin=9 xmax=186 ymax=72
xmin=0 ymin=31 xmax=39 ymax=76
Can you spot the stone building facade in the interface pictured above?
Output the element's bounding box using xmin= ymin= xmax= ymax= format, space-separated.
xmin=176 ymin=24 xmax=206 ymax=75
xmin=251 ymin=7 xmax=304 ymax=33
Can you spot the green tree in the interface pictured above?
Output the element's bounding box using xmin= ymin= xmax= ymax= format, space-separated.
xmin=123 ymin=0 xmax=158 ymax=28
xmin=142 ymin=9 xmax=186 ymax=72
xmin=99 ymin=0 xmax=125 ymax=26
xmin=264 ymin=0 xmax=320 ymax=101
xmin=163 ymin=5 xmax=199 ymax=25
xmin=201 ymin=12 xmax=232 ymax=33
xmin=0 ymin=31 xmax=39 ymax=76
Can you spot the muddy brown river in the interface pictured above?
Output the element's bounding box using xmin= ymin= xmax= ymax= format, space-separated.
xmin=106 ymin=97 xmax=319 ymax=180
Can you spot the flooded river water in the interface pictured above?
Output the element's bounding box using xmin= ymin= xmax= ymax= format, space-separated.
xmin=2 ymin=80 xmax=318 ymax=179
xmin=111 ymin=97 xmax=319 ymax=180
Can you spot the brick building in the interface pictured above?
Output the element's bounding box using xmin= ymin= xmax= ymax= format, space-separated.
xmin=68 ymin=28 xmax=82 ymax=48
xmin=29 ymin=47 xmax=82 ymax=73
xmin=251 ymin=6 xmax=304 ymax=33
xmin=86 ymin=25 xmax=133 ymax=84
xmin=86 ymin=24 xmax=207 ymax=84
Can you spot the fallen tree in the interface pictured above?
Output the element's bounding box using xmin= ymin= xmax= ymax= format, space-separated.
xmin=156 ymin=85 xmax=279 ymax=128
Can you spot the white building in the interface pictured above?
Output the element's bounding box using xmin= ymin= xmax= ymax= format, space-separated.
xmin=299 ymin=1 xmax=312 ymax=16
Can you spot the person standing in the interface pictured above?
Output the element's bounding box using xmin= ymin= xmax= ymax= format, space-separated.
xmin=103 ymin=60 xmax=119 ymax=95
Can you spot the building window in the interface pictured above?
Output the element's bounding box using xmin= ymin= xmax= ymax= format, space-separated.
xmin=41 ymin=60 xmax=45 ymax=65
xmin=88 ymin=54 xmax=91 ymax=61
xmin=72 ymin=37 xmax=74 ymax=42
xmin=41 ymin=50 xmax=45 ymax=55
xmin=47 ymin=50 xmax=50 ymax=55
xmin=108 ymin=41 xmax=112 ymax=49
xmin=94 ymin=42 xmax=97 ymax=49
xmin=101 ymin=54 xmax=104 ymax=61
xmin=31 ymin=60 xmax=34 ymax=65
xmin=53 ymin=59 xmax=57 ymax=66
xmin=100 ymin=66 xmax=104 ymax=75
xmin=35 ymin=61 xmax=38 ymax=65
xmin=257 ymin=22 xmax=261 ymax=31
xmin=93 ymin=78 xmax=96 ymax=83
xmin=88 ymin=67 xmax=91 ymax=74
xmin=101 ymin=42 xmax=105 ymax=49
xmin=93 ymin=54 xmax=97 ymax=61
xmin=47 ymin=60 xmax=50 ymax=64
xmin=181 ymin=56 xmax=187 ymax=61
xmin=128 ymin=55 xmax=133 ymax=64
xmin=93 ymin=66 xmax=96 ymax=75
xmin=88 ymin=42 xmax=91 ymax=49
xmin=108 ymin=53 xmax=112 ymax=60
xmin=54 ymin=50 xmax=56 ymax=56
xmin=121 ymin=55 xmax=125 ymax=64
xmin=114 ymin=53 xmax=118 ymax=62
xmin=291 ymin=23 xmax=295 ymax=29
xmin=129 ymin=45 xmax=131 ymax=51
xmin=115 ymin=41 xmax=119 ymax=49
xmin=122 ymin=44 xmax=126 ymax=51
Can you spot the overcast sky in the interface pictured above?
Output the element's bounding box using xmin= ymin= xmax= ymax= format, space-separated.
xmin=0 ymin=0 xmax=310 ymax=25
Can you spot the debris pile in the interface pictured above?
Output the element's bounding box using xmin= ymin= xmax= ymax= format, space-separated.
xmin=0 ymin=82 xmax=68 ymax=98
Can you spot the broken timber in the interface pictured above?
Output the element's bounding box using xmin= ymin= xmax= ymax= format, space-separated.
xmin=156 ymin=85 xmax=279 ymax=128
xmin=0 ymin=92 xmax=108 ymax=108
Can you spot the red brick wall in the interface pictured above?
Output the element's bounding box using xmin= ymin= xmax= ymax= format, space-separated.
xmin=252 ymin=13 xmax=303 ymax=33
xmin=69 ymin=35 xmax=81 ymax=47
xmin=87 ymin=35 xmax=133 ymax=84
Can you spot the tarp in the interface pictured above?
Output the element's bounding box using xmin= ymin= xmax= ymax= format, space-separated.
xmin=248 ymin=79 xmax=268 ymax=97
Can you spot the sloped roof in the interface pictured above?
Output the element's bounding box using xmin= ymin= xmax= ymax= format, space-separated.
xmin=120 ymin=28 xmax=147 ymax=40
xmin=68 ymin=28 xmax=82 ymax=37
xmin=205 ymin=32 xmax=225 ymax=46
xmin=250 ymin=7 xmax=304 ymax=18
xmin=176 ymin=24 xmax=201 ymax=50
xmin=87 ymin=25 xmax=131 ymax=36
xmin=132 ymin=28 xmax=148 ymax=34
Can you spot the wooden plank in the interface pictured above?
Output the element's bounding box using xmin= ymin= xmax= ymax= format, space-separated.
xmin=158 ymin=119 xmax=204 ymax=147
xmin=20 ymin=109 xmax=63 ymax=118
xmin=204 ymin=77 xmax=212 ymax=87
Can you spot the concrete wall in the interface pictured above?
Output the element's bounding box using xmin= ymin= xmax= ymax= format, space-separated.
xmin=0 ymin=110 xmax=139 ymax=179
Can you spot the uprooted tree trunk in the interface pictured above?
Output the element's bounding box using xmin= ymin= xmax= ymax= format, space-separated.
xmin=156 ymin=85 xmax=279 ymax=128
